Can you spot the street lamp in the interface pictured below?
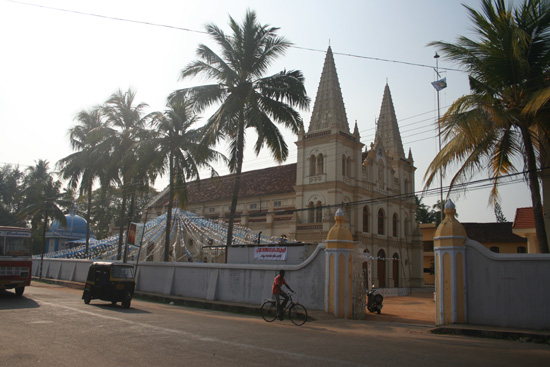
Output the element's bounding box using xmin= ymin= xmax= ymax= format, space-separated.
xmin=431 ymin=52 xmax=447 ymax=223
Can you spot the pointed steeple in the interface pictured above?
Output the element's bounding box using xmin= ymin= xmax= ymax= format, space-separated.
xmin=375 ymin=84 xmax=405 ymax=159
xmin=307 ymin=46 xmax=349 ymax=134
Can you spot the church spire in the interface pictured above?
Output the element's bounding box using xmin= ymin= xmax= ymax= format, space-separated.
xmin=375 ymin=84 xmax=405 ymax=159
xmin=307 ymin=46 xmax=349 ymax=134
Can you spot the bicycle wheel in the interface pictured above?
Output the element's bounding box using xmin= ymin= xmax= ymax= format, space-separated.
xmin=289 ymin=303 xmax=308 ymax=326
xmin=261 ymin=300 xmax=277 ymax=322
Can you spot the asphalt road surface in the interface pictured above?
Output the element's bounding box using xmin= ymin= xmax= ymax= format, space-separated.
xmin=1 ymin=282 xmax=548 ymax=366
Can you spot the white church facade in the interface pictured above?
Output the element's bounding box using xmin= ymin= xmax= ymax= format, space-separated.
xmin=146 ymin=47 xmax=424 ymax=288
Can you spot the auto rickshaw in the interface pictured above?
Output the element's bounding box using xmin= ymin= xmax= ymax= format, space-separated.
xmin=82 ymin=262 xmax=135 ymax=308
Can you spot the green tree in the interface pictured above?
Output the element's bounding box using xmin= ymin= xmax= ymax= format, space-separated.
xmin=415 ymin=195 xmax=438 ymax=225
xmin=58 ymin=106 xmax=106 ymax=258
xmin=102 ymin=88 xmax=151 ymax=260
xmin=19 ymin=160 xmax=69 ymax=278
xmin=426 ymin=0 xmax=550 ymax=252
xmin=147 ymin=96 xmax=224 ymax=261
xmin=172 ymin=10 xmax=310 ymax=249
xmin=494 ymin=202 xmax=507 ymax=222
xmin=0 ymin=164 xmax=25 ymax=227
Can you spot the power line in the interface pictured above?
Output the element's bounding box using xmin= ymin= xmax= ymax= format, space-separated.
xmin=6 ymin=0 xmax=463 ymax=73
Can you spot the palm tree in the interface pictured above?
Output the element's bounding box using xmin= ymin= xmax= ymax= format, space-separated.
xmin=19 ymin=160 xmax=69 ymax=278
xmin=102 ymin=88 xmax=151 ymax=260
xmin=58 ymin=106 xmax=106 ymax=258
xmin=425 ymin=0 xmax=550 ymax=253
xmin=147 ymin=96 xmax=225 ymax=261
xmin=171 ymin=10 xmax=310 ymax=249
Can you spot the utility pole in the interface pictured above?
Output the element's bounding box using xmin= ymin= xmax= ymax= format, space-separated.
xmin=433 ymin=52 xmax=444 ymax=224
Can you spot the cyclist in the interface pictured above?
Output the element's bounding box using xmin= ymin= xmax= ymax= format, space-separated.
xmin=272 ymin=269 xmax=294 ymax=320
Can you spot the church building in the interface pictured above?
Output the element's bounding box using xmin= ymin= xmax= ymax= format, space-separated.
xmin=146 ymin=47 xmax=424 ymax=288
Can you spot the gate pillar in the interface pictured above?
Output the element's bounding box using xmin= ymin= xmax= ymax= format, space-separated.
xmin=325 ymin=208 xmax=356 ymax=319
xmin=434 ymin=200 xmax=467 ymax=325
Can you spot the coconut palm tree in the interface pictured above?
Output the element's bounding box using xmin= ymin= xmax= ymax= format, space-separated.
xmin=58 ymin=106 xmax=106 ymax=258
xmin=425 ymin=0 xmax=550 ymax=253
xmin=19 ymin=160 xmax=69 ymax=278
xmin=171 ymin=10 xmax=310 ymax=249
xmin=102 ymin=88 xmax=152 ymax=260
xmin=147 ymin=96 xmax=225 ymax=261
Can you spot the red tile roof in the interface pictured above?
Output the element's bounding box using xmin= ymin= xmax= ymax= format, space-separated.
xmin=184 ymin=163 xmax=297 ymax=204
xmin=513 ymin=207 xmax=535 ymax=229
xmin=462 ymin=222 xmax=526 ymax=243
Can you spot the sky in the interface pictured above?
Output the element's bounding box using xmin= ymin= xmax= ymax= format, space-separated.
xmin=0 ymin=0 xmax=532 ymax=223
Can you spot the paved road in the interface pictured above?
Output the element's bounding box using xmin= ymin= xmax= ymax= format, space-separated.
xmin=1 ymin=283 xmax=548 ymax=366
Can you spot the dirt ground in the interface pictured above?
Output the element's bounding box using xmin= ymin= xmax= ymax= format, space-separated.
xmin=364 ymin=287 xmax=436 ymax=325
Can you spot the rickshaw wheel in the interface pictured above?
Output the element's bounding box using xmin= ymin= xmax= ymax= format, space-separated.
xmin=111 ymin=301 xmax=117 ymax=306
xmin=83 ymin=291 xmax=91 ymax=305
xmin=122 ymin=298 xmax=131 ymax=309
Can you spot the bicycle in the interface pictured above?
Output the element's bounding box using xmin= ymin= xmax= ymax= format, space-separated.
xmin=261 ymin=292 xmax=308 ymax=326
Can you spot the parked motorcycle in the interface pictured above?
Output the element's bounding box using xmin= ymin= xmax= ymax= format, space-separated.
xmin=367 ymin=286 xmax=383 ymax=314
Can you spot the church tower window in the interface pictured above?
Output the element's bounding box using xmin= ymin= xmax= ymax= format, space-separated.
xmin=315 ymin=201 xmax=323 ymax=222
xmin=378 ymin=209 xmax=385 ymax=235
xmin=307 ymin=202 xmax=315 ymax=223
xmin=317 ymin=154 xmax=324 ymax=174
xmin=392 ymin=213 xmax=399 ymax=237
xmin=362 ymin=206 xmax=369 ymax=233
xmin=342 ymin=155 xmax=346 ymax=176
xmin=309 ymin=155 xmax=316 ymax=176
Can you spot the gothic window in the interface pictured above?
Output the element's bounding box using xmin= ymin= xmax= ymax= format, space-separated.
xmin=347 ymin=157 xmax=352 ymax=177
xmin=315 ymin=201 xmax=323 ymax=222
xmin=308 ymin=202 xmax=315 ymax=223
xmin=378 ymin=164 xmax=384 ymax=188
xmin=392 ymin=213 xmax=398 ymax=237
xmin=309 ymin=155 xmax=316 ymax=176
xmin=317 ymin=154 xmax=324 ymax=174
xmin=362 ymin=206 xmax=369 ymax=232
xmin=404 ymin=178 xmax=410 ymax=195
xmin=404 ymin=216 xmax=410 ymax=237
xmin=342 ymin=155 xmax=346 ymax=176
xmin=378 ymin=208 xmax=385 ymax=235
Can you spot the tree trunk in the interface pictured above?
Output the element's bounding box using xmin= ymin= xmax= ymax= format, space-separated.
xmin=117 ymin=193 xmax=128 ymax=260
xmin=165 ymin=152 xmax=174 ymax=262
xmin=39 ymin=212 xmax=48 ymax=280
xmin=521 ymin=125 xmax=549 ymax=253
xmin=85 ymin=181 xmax=92 ymax=259
xmin=225 ymin=122 xmax=245 ymax=252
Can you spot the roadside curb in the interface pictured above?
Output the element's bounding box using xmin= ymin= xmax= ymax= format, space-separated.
xmin=431 ymin=326 xmax=550 ymax=344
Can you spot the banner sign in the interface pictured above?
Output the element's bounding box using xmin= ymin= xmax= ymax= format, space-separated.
xmin=127 ymin=222 xmax=145 ymax=247
xmin=254 ymin=247 xmax=287 ymax=261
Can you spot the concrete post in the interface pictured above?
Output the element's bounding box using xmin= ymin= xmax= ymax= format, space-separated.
xmin=325 ymin=208 xmax=356 ymax=319
xmin=433 ymin=200 xmax=467 ymax=325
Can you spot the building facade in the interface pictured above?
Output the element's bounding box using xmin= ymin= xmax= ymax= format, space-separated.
xmin=146 ymin=47 xmax=424 ymax=288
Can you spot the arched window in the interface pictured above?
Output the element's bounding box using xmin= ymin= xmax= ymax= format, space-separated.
xmin=347 ymin=157 xmax=352 ymax=177
xmin=307 ymin=202 xmax=315 ymax=223
xmin=309 ymin=155 xmax=316 ymax=176
xmin=490 ymin=246 xmax=500 ymax=253
xmin=315 ymin=201 xmax=323 ymax=222
xmin=377 ymin=249 xmax=386 ymax=288
xmin=362 ymin=206 xmax=369 ymax=232
xmin=378 ymin=164 xmax=384 ymax=188
xmin=392 ymin=213 xmax=398 ymax=237
xmin=342 ymin=155 xmax=347 ymax=176
xmin=404 ymin=216 xmax=410 ymax=237
xmin=378 ymin=209 xmax=385 ymax=235
xmin=517 ymin=246 xmax=527 ymax=253
xmin=317 ymin=154 xmax=324 ymax=174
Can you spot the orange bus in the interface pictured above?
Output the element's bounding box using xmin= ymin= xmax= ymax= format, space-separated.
xmin=0 ymin=226 xmax=32 ymax=296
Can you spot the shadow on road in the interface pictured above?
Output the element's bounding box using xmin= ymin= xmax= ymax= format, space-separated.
xmin=0 ymin=290 xmax=40 ymax=310
xmin=84 ymin=302 xmax=151 ymax=314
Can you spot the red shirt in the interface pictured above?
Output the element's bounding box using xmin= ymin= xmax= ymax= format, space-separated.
xmin=272 ymin=275 xmax=287 ymax=295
